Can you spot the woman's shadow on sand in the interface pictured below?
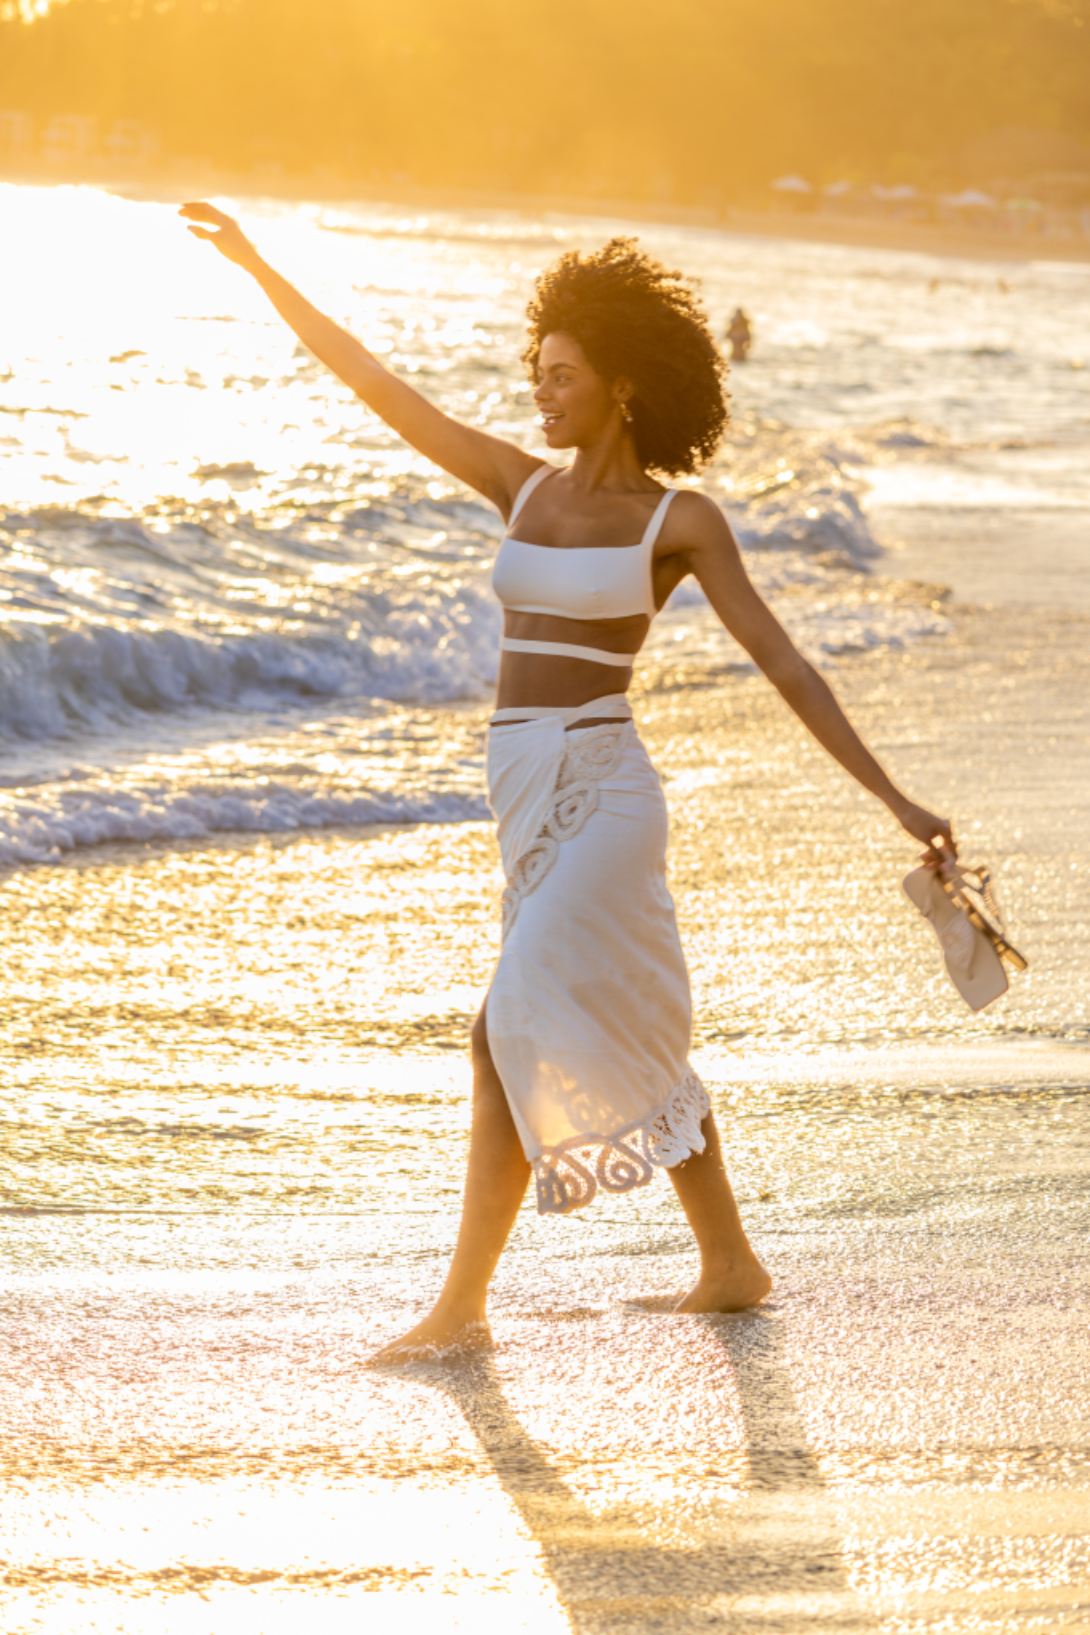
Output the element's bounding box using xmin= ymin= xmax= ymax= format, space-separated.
xmin=387 ymin=1308 xmax=876 ymax=1633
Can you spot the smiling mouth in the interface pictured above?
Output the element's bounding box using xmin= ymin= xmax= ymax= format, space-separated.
xmin=541 ymin=413 xmax=563 ymax=428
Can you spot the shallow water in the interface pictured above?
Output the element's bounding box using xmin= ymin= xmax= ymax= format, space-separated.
xmin=2 ymin=186 xmax=1090 ymax=1631
xmin=4 ymin=616 xmax=1090 ymax=1630
xmin=2 ymin=184 xmax=1088 ymax=865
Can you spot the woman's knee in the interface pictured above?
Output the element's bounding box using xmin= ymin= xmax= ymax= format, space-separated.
xmin=471 ymin=1002 xmax=510 ymax=1107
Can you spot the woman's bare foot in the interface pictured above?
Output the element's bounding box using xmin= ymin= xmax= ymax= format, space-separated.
xmin=673 ymin=1258 xmax=772 ymax=1314
xmin=368 ymin=1308 xmax=493 ymax=1366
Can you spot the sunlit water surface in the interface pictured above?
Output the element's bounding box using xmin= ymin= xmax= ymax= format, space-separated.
xmin=2 ymin=183 xmax=1088 ymax=864
xmin=2 ymin=184 xmax=1090 ymax=1633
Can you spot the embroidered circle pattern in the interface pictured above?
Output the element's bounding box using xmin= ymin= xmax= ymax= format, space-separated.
xmin=532 ymin=1065 xmax=712 ymax=1214
xmin=500 ymin=722 xmax=628 ymax=940
xmin=498 ymin=721 xmax=711 ymax=1215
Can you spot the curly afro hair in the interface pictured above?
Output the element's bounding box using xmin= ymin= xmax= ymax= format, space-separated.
xmin=522 ymin=237 xmax=728 ymax=477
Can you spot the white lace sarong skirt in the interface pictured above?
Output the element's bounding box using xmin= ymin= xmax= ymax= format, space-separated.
xmin=485 ymin=705 xmax=710 ymax=1215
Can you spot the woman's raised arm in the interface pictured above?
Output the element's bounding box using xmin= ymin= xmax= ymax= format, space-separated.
xmin=179 ymin=203 xmax=539 ymax=516
xmin=673 ymin=492 xmax=956 ymax=864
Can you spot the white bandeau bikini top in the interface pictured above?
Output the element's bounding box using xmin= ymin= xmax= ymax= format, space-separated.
xmin=492 ymin=465 xmax=677 ymax=669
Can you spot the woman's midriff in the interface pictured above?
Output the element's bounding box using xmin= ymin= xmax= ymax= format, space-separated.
xmin=493 ymin=611 xmax=648 ymax=728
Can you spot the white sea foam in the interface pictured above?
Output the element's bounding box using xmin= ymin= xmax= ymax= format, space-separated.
xmin=0 ymin=775 xmax=488 ymax=867
xmin=0 ymin=435 xmax=904 ymax=753
xmin=0 ymin=443 xmax=947 ymax=866
xmin=0 ymin=493 xmax=504 ymax=744
xmin=5 ymin=184 xmax=1085 ymax=868
xmin=0 ymin=699 xmax=493 ymax=865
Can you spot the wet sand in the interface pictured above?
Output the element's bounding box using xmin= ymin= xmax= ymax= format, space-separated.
xmin=3 ymin=583 xmax=1090 ymax=1629
xmin=8 ymin=162 xmax=1089 ymax=267
xmin=722 ymin=208 xmax=1090 ymax=267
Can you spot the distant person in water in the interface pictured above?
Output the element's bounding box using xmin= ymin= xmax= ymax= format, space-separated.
xmin=727 ymin=307 xmax=752 ymax=362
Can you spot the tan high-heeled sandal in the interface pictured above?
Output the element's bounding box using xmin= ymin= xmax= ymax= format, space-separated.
xmin=903 ymin=861 xmax=1028 ymax=1012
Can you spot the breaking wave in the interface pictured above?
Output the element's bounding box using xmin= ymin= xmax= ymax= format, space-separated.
xmin=0 ymin=436 xmax=917 ymax=750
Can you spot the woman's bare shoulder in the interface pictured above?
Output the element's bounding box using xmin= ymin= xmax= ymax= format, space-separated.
xmin=663 ymin=487 xmax=733 ymax=546
xmin=489 ymin=448 xmax=554 ymax=521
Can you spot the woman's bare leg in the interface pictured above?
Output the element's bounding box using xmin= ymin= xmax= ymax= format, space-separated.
xmin=668 ymin=1111 xmax=772 ymax=1312
xmin=370 ymin=1003 xmax=530 ymax=1362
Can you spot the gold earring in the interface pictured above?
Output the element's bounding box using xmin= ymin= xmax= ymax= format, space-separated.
xmin=621 ymin=402 xmax=633 ymax=424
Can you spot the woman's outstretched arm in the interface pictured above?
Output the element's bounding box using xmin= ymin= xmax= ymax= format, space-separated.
xmin=179 ymin=203 xmax=539 ymax=515
xmin=674 ymin=492 xmax=955 ymax=863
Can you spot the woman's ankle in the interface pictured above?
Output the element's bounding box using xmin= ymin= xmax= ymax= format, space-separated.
xmin=432 ymin=1288 xmax=488 ymax=1326
xmin=699 ymin=1244 xmax=765 ymax=1280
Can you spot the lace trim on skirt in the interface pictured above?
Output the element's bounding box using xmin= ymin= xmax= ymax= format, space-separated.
xmin=500 ymin=720 xmax=629 ymax=940
xmin=532 ymin=1063 xmax=711 ymax=1215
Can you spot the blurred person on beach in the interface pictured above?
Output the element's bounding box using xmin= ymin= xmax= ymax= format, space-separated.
xmin=180 ymin=203 xmax=955 ymax=1362
xmin=727 ymin=306 xmax=753 ymax=361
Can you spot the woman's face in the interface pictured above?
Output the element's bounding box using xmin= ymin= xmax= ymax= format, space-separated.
xmin=533 ymin=331 xmax=626 ymax=449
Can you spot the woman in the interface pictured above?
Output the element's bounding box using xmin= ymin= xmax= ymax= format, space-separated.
xmin=181 ymin=207 xmax=954 ymax=1359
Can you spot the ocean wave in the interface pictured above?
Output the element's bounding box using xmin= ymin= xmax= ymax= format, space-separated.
xmin=718 ymin=425 xmax=884 ymax=567
xmin=735 ymin=479 xmax=878 ymax=564
xmin=647 ymin=585 xmax=949 ymax=674
xmin=0 ymin=493 xmax=503 ymax=745
xmin=0 ymin=446 xmax=889 ymax=749
xmin=0 ymin=772 xmax=489 ymax=867
xmin=0 ymin=597 xmax=500 ymax=742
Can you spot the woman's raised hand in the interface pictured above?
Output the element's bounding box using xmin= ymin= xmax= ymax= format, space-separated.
xmin=176 ymin=199 xmax=540 ymax=507
xmin=179 ymin=202 xmax=259 ymax=269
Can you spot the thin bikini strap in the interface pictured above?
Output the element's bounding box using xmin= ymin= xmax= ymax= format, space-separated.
xmin=640 ymin=487 xmax=677 ymax=548
xmin=640 ymin=488 xmax=677 ymax=616
xmin=506 ymin=464 xmax=556 ymax=532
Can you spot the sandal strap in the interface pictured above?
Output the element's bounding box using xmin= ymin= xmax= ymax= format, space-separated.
xmin=940 ymin=863 xmax=1029 ymax=973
